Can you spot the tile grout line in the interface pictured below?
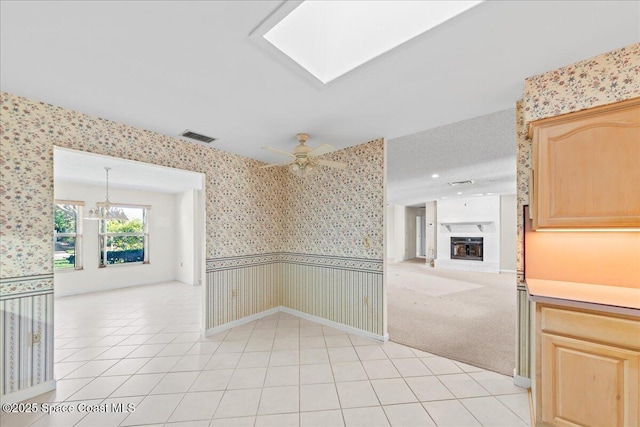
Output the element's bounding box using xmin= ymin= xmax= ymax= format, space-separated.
xmin=40 ymin=284 xmax=530 ymax=427
xmin=250 ymin=316 xmax=270 ymax=426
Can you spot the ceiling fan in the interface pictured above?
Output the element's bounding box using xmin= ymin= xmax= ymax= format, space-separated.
xmin=260 ymin=133 xmax=347 ymax=177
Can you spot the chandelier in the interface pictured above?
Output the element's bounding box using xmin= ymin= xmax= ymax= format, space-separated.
xmin=85 ymin=167 xmax=128 ymax=221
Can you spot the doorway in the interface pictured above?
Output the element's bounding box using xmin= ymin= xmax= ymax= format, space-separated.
xmin=53 ymin=147 xmax=206 ymax=307
xmin=416 ymin=215 xmax=426 ymax=258
xmin=385 ymin=196 xmax=517 ymax=375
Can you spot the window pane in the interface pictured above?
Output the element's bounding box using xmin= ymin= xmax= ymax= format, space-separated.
xmin=54 ymin=236 xmax=76 ymax=269
xmin=104 ymin=207 xmax=145 ymax=233
xmin=99 ymin=206 xmax=148 ymax=267
xmin=102 ymin=235 xmax=145 ymax=265
xmin=54 ymin=204 xmax=76 ymax=233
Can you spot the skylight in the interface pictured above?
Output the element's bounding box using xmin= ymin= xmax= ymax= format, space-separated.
xmin=263 ymin=1 xmax=483 ymax=84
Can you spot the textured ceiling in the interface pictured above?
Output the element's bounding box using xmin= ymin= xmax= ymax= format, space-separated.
xmin=387 ymin=109 xmax=516 ymax=205
xmin=2 ymin=1 xmax=638 ymax=199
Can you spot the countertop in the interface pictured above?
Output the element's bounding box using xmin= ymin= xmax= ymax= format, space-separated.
xmin=526 ymin=278 xmax=640 ymax=316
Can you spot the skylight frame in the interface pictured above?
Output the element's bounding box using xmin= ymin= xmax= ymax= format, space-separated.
xmin=250 ymin=1 xmax=484 ymax=87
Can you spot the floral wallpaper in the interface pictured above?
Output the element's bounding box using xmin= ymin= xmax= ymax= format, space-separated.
xmin=282 ymin=139 xmax=385 ymax=260
xmin=523 ymin=43 xmax=640 ymax=123
xmin=1 ymin=92 xmax=386 ymax=285
xmin=0 ymin=91 xmax=387 ymax=398
xmin=203 ymin=139 xmax=386 ymax=335
xmin=515 ymin=101 xmax=529 ymax=285
xmin=0 ymin=91 xmax=287 ymax=283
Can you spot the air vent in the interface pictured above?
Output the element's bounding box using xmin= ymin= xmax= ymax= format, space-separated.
xmin=448 ymin=180 xmax=475 ymax=186
xmin=180 ymin=130 xmax=216 ymax=143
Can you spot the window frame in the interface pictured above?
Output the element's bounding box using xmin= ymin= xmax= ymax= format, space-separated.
xmin=98 ymin=203 xmax=150 ymax=268
xmin=53 ymin=200 xmax=84 ymax=271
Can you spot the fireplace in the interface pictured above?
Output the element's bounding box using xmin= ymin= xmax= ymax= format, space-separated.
xmin=451 ymin=237 xmax=483 ymax=261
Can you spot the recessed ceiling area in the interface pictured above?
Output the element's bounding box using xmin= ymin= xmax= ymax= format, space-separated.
xmin=54 ymin=148 xmax=203 ymax=194
xmin=263 ymin=1 xmax=483 ymax=84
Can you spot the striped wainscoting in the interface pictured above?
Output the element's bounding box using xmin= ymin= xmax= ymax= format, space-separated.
xmin=515 ymin=283 xmax=531 ymax=384
xmin=279 ymin=254 xmax=384 ymax=336
xmin=0 ymin=276 xmax=55 ymax=397
xmin=206 ymin=255 xmax=280 ymax=330
xmin=205 ymin=253 xmax=384 ymax=337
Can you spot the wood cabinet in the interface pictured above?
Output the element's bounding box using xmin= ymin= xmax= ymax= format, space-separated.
xmin=536 ymin=304 xmax=640 ymax=426
xmin=529 ymin=98 xmax=640 ymax=229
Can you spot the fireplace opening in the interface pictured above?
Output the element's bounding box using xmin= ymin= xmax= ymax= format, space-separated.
xmin=451 ymin=237 xmax=483 ymax=261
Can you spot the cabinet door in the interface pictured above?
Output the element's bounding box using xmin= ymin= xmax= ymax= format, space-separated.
xmin=532 ymin=98 xmax=640 ymax=229
xmin=541 ymin=333 xmax=639 ymax=427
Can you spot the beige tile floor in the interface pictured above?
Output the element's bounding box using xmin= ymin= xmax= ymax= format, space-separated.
xmin=1 ymin=282 xmax=529 ymax=426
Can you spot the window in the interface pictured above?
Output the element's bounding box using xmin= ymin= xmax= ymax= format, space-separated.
xmin=99 ymin=205 xmax=150 ymax=267
xmin=54 ymin=201 xmax=83 ymax=270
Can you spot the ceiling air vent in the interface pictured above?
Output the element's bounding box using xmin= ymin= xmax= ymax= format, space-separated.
xmin=448 ymin=180 xmax=475 ymax=186
xmin=180 ymin=130 xmax=216 ymax=143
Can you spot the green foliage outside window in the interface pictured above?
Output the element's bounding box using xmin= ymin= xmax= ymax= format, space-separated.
xmin=100 ymin=207 xmax=149 ymax=266
xmin=55 ymin=205 xmax=76 ymax=233
xmin=106 ymin=218 xmax=145 ymax=250
xmin=54 ymin=203 xmax=79 ymax=270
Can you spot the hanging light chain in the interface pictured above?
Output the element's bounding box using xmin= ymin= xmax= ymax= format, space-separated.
xmin=84 ymin=167 xmax=128 ymax=221
xmin=104 ymin=167 xmax=111 ymax=205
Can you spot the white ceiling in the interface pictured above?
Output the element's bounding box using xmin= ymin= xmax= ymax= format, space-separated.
xmin=262 ymin=1 xmax=483 ymax=84
xmin=2 ymin=1 xmax=639 ymax=201
xmin=54 ymin=148 xmax=203 ymax=193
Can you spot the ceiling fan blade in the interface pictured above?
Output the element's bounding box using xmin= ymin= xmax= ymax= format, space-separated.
xmin=262 ymin=146 xmax=296 ymax=158
xmin=316 ymin=159 xmax=347 ymax=170
xmin=308 ymin=143 xmax=335 ymax=157
xmin=259 ymin=160 xmax=294 ymax=169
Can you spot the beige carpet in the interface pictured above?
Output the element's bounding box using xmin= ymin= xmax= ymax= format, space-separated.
xmin=387 ymin=259 xmax=516 ymax=375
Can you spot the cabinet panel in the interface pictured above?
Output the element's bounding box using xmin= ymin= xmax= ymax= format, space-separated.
xmin=531 ymin=98 xmax=640 ymax=229
xmin=541 ymin=333 xmax=639 ymax=427
xmin=540 ymin=306 xmax=640 ymax=350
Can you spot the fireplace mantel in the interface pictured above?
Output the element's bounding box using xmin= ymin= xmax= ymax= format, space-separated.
xmin=436 ymin=196 xmax=501 ymax=273
xmin=440 ymin=221 xmax=494 ymax=232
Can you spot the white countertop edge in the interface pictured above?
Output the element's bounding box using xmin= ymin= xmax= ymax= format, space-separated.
xmin=527 ymin=292 xmax=640 ymax=317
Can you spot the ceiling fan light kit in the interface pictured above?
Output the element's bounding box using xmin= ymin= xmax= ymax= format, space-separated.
xmin=289 ymin=160 xmax=316 ymax=177
xmin=261 ymin=133 xmax=347 ymax=177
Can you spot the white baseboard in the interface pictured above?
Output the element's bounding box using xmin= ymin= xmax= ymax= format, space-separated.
xmin=513 ymin=372 xmax=531 ymax=388
xmin=203 ymin=307 xmax=281 ymax=336
xmin=279 ymin=307 xmax=388 ymax=343
xmin=204 ymin=306 xmax=388 ymax=343
xmin=0 ymin=379 xmax=56 ymax=404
